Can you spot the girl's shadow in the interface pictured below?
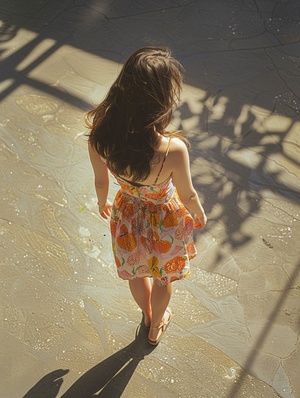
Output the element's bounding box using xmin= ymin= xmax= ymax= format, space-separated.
xmin=23 ymin=323 xmax=156 ymax=398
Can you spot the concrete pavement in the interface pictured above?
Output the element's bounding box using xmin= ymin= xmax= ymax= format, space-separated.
xmin=1 ymin=1 xmax=300 ymax=397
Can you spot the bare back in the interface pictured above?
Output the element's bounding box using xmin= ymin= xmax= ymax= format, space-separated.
xmin=118 ymin=135 xmax=196 ymax=206
xmin=118 ymin=135 xmax=179 ymax=186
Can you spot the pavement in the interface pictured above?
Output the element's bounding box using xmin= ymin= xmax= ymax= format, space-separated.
xmin=1 ymin=1 xmax=300 ymax=397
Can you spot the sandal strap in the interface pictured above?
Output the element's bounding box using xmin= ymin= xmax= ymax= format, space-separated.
xmin=150 ymin=308 xmax=172 ymax=330
xmin=150 ymin=322 xmax=165 ymax=331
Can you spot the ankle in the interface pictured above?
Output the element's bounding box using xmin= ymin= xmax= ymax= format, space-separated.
xmin=151 ymin=312 xmax=167 ymax=328
xmin=143 ymin=312 xmax=152 ymax=327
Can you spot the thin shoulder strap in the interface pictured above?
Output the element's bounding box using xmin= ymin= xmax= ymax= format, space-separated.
xmin=154 ymin=138 xmax=171 ymax=184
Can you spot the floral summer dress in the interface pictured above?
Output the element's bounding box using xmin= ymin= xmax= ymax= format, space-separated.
xmin=110 ymin=138 xmax=197 ymax=286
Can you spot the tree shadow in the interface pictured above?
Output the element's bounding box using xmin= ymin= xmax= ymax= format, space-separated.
xmin=23 ymin=323 xmax=155 ymax=398
xmin=175 ymin=90 xmax=300 ymax=258
xmin=1 ymin=2 xmax=299 ymax=397
xmin=174 ymin=89 xmax=300 ymax=394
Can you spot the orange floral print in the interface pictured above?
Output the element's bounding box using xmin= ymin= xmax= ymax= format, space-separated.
xmin=116 ymin=224 xmax=137 ymax=252
xmin=148 ymin=212 xmax=160 ymax=228
xmin=162 ymin=212 xmax=178 ymax=228
xmin=110 ymin=173 xmax=197 ymax=284
xmin=153 ymin=235 xmax=172 ymax=253
xmin=176 ymin=207 xmax=187 ymax=216
xmin=142 ymin=231 xmax=173 ymax=254
xmin=184 ymin=216 xmax=194 ymax=234
xmin=187 ymin=242 xmax=196 ymax=254
xmin=141 ymin=236 xmax=152 ymax=254
xmin=147 ymin=256 xmax=161 ymax=278
xmin=164 ymin=256 xmax=186 ymax=274
xmin=110 ymin=221 xmax=117 ymax=238
xmin=115 ymin=255 xmax=121 ymax=268
xmin=123 ymin=203 xmax=135 ymax=218
xmin=114 ymin=193 xmax=122 ymax=207
xmin=145 ymin=190 xmax=161 ymax=200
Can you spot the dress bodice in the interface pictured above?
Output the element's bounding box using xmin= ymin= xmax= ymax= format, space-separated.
xmin=116 ymin=175 xmax=175 ymax=205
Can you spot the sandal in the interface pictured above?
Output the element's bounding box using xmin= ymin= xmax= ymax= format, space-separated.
xmin=148 ymin=307 xmax=172 ymax=346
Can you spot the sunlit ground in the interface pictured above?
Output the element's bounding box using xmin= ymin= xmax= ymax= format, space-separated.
xmin=1 ymin=2 xmax=300 ymax=397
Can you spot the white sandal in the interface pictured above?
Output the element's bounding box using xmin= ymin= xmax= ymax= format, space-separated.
xmin=148 ymin=307 xmax=172 ymax=346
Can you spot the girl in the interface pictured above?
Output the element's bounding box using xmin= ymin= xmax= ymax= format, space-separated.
xmin=86 ymin=47 xmax=207 ymax=345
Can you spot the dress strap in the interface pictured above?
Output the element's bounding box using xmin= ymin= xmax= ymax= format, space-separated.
xmin=154 ymin=138 xmax=171 ymax=184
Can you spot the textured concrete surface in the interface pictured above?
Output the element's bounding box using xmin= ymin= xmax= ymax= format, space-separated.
xmin=1 ymin=1 xmax=300 ymax=397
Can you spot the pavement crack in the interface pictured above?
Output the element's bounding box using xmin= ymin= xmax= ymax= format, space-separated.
xmin=264 ymin=48 xmax=300 ymax=105
xmin=262 ymin=198 xmax=300 ymax=222
xmin=189 ymin=41 xmax=288 ymax=54
xmin=87 ymin=1 xmax=195 ymax=21
xmin=252 ymin=0 xmax=264 ymax=21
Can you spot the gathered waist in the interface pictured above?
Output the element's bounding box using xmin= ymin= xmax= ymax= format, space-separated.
xmin=115 ymin=187 xmax=180 ymax=210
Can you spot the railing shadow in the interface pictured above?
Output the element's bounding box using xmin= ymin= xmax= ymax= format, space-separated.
xmin=23 ymin=323 xmax=155 ymax=398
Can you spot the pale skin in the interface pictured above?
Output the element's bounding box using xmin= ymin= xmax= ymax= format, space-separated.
xmin=88 ymin=133 xmax=207 ymax=342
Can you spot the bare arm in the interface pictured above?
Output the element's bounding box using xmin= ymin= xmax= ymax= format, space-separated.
xmin=171 ymin=139 xmax=207 ymax=229
xmin=88 ymin=141 xmax=113 ymax=219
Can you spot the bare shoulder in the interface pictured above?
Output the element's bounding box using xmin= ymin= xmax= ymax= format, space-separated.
xmin=170 ymin=137 xmax=188 ymax=161
xmin=169 ymin=137 xmax=189 ymax=155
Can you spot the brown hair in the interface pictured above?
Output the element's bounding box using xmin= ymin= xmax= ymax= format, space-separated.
xmin=86 ymin=47 xmax=185 ymax=181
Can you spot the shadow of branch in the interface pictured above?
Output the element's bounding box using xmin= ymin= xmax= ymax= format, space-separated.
xmin=174 ymin=92 xmax=300 ymax=257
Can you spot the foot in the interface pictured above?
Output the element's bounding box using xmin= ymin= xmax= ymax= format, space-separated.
xmin=148 ymin=307 xmax=172 ymax=346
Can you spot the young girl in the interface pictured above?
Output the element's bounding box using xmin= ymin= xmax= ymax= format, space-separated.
xmin=86 ymin=47 xmax=207 ymax=345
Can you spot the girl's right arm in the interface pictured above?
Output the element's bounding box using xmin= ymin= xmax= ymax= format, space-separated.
xmin=88 ymin=142 xmax=113 ymax=219
xmin=171 ymin=139 xmax=207 ymax=229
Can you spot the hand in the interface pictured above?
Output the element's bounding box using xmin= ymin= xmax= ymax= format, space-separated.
xmin=98 ymin=200 xmax=113 ymax=219
xmin=193 ymin=212 xmax=207 ymax=230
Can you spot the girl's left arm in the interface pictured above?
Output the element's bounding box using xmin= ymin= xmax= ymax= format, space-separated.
xmin=88 ymin=141 xmax=113 ymax=219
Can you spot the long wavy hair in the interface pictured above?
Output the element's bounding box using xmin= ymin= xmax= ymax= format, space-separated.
xmin=86 ymin=47 xmax=185 ymax=181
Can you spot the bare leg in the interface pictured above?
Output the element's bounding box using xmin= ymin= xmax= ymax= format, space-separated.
xmin=129 ymin=277 xmax=152 ymax=327
xmin=148 ymin=282 xmax=172 ymax=341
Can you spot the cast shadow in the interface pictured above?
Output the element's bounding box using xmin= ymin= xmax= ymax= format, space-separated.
xmin=23 ymin=369 xmax=69 ymax=398
xmin=23 ymin=323 xmax=155 ymax=398
xmin=227 ymin=260 xmax=300 ymax=397
xmin=175 ymin=92 xmax=300 ymax=257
